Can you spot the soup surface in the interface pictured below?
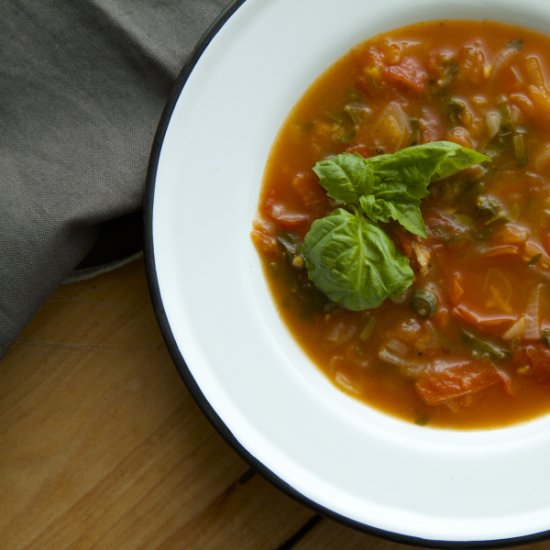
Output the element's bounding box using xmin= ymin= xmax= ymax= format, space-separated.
xmin=252 ymin=20 xmax=550 ymax=429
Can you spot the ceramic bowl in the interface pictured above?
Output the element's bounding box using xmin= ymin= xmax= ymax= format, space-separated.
xmin=145 ymin=0 xmax=550 ymax=545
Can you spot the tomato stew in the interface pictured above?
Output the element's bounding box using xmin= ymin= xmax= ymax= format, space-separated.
xmin=252 ymin=20 xmax=550 ymax=429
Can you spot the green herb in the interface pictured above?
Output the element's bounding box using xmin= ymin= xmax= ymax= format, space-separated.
xmin=488 ymin=100 xmax=529 ymax=167
xmin=359 ymin=316 xmax=376 ymax=341
xmin=476 ymin=194 xmax=502 ymax=217
xmin=461 ymin=329 xmax=510 ymax=361
xmin=415 ymin=414 xmax=430 ymax=426
xmin=542 ymin=329 xmax=550 ymax=346
xmin=345 ymin=87 xmax=363 ymax=102
xmin=513 ymin=131 xmax=528 ymax=167
xmin=323 ymin=92 xmax=370 ymax=144
xmin=359 ymin=192 xmax=427 ymax=237
xmin=499 ymin=101 xmax=515 ymax=135
xmin=446 ymin=97 xmax=466 ymax=126
xmin=313 ymin=153 xmax=373 ymax=205
xmin=475 ymin=194 xmax=511 ymax=226
xmin=528 ymin=253 xmax=542 ymax=266
xmin=367 ymin=140 xmax=489 ymax=185
xmin=435 ymin=58 xmax=459 ymax=91
xmin=409 ymin=117 xmax=420 ymax=146
xmin=303 ymin=142 xmax=490 ymax=311
xmin=302 ymin=209 xmax=414 ymax=311
xmin=506 ymin=38 xmax=524 ymax=51
xmin=344 ymin=103 xmax=369 ymax=126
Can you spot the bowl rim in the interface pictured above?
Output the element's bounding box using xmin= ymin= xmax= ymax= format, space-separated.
xmin=143 ymin=1 xmax=550 ymax=546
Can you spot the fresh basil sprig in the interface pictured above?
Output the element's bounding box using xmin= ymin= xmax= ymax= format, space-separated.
xmin=303 ymin=141 xmax=490 ymax=311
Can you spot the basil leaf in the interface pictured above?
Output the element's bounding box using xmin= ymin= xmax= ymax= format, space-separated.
xmin=358 ymin=176 xmax=427 ymax=236
xmin=364 ymin=142 xmax=489 ymax=236
xmin=313 ymin=153 xmax=374 ymax=204
xmin=302 ymin=208 xmax=414 ymax=311
xmin=368 ymin=141 xmax=490 ymax=198
xmin=359 ymin=195 xmax=426 ymax=237
xmin=429 ymin=142 xmax=492 ymax=181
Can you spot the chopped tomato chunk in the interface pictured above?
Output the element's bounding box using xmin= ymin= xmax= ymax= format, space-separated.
xmin=446 ymin=126 xmax=474 ymax=149
xmin=449 ymin=277 xmax=465 ymax=306
xmin=491 ymin=224 xmax=529 ymax=246
xmin=528 ymin=85 xmax=550 ymax=125
xmin=513 ymin=343 xmax=550 ymax=377
xmin=509 ymin=92 xmax=535 ymax=120
xmin=250 ymin=225 xmax=278 ymax=255
xmin=416 ymin=361 xmax=503 ymax=406
xmin=264 ymin=197 xmax=310 ymax=228
xmin=419 ymin=106 xmax=444 ymax=143
xmin=452 ymin=304 xmax=516 ymax=332
xmin=458 ymin=43 xmax=488 ymax=85
xmin=384 ymin=56 xmax=428 ymax=94
xmin=291 ymin=171 xmax=327 ymax=208
xmin=478 ymin=245 xmax=520 ymax=259
xmin=345 ymin=143 xmax=372 ymax=157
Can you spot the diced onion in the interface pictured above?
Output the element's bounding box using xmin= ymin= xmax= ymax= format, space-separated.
xmin=373 ymin=101 xmax=411 ymax=151
xmin=491 ymin=47 xmax=519 ymax=80
xmin=502 ymin=315 xmax=526 ymax=341
xmin=412 ymin=241 xmax=431 ymax=275
xmin=485 ymin=110 xmax=502 ymax=139
xmin=524 ymin=284 xmax=544 ymax=341
xmin=334 ymin=371 xmax=362 ymax=395
xmin=386 ymin=338 xmax=410 ymax=355
xmin=525 ymin=55 xmax=546 ymax=87
xmin=484 ymin=268 xmax=512 ymax=313
xmin=325 ymin=321 xmax=356 ymax=345
xmin=378 ymin=348 xmax=409 ymax=368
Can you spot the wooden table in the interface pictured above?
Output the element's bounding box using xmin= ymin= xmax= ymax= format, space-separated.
xmin=0 ymin=258 xmax=545 ymax=549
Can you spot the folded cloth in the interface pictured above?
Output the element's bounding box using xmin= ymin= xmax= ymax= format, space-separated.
xmin=0 ymin=0 xmax=232 ymax=356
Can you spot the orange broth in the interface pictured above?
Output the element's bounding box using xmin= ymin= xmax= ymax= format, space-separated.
xmin=252 ymin=20 xmax=550 ymax=429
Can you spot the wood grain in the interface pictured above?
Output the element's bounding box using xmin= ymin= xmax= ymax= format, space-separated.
xmin=1 ymin=258 xmax=547 ymax=549
xmin=0 ymin=260 xmax=313 ymax=549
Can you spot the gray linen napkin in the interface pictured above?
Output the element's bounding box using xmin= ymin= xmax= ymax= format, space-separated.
xmin=0 ymin=0 xmax=232 ymax=355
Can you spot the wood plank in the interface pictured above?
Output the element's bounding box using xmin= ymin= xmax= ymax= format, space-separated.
xmin=295 ymin=517 xmax=550 ymax=550
xmin=295 ymin=518 xmax=424 ymax=550
xmin=0 ymin=259 xmax=314 ymax=549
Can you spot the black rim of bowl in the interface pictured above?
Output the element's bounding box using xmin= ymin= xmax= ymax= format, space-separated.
xmin=143 ymin=1 xmax=550 ymax=547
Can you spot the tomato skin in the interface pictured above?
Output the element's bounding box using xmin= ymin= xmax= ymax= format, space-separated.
xmin=384 ymin=56 xmax=428 ymax=94
xmin=250 ymin=228 xmax=278 ymax=255
xmin=415 ymin=361 xmax=503 ymax=406
xmin=291 ymin=171 xmax=327 ymax=208
xmin=449 ymin=277 xmax=465 ymax=307
xmin=357 ymin=46 xmax=386 ymax=95
xmin=528 ymin=85 xmax=550 ymax=126
xmin=263 ymin=196 xmax=310 ymax=228
xmin=425 ymin=211 xmax=470 ymax=244
xmin=457 ymin=43 xmax=487 ymax=85
xmin=513 ymin=343 xmax=550 ymax=380
xmin=451 ymin=304 xmax=516 ymax=337
xmin=419 ymin=106 xmax=444 ymax=143
xmin=345 ymin=143 xmax=372 ymax=157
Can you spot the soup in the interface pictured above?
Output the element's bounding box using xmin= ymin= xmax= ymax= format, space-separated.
xmin=252 ymin=20 xmax=550 ymax=429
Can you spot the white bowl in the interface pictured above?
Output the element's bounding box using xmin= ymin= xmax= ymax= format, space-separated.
xmin=145 ymin=0 xmax=550 ymax=545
